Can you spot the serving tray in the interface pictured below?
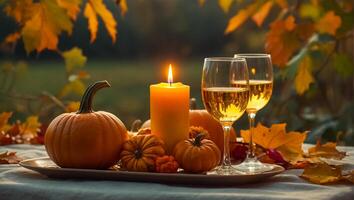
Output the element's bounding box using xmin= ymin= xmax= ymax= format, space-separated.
xmin=20 ymin=157 xmax=285 ymax=185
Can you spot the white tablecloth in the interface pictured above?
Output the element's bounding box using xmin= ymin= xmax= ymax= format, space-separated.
xmin=0 ymin=144 xmax=353 ymax=200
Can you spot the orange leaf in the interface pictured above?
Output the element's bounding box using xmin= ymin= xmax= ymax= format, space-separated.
xmin=308 ymin=140 xmax=346 ymax=160
xmin=224 ymin=3 xmax=258 ymax=34
xmin=241 ymin=123 xmax=307 ymax=151
xmin=0 ymin=151 xmax=22 ymax=164
xmin=252 ymin=1 xmax=273 ymax=27
xmin=265 ymin=16 xmax=300 ymax=66
xmin=198 ymin=0 xmax=206 ymax=7
xmin=65 ymin=101 xmax=80 ymax=113
xmin=84 ymin=0 xmax=117 ymax=43
xmin=21 ymin=0 xmax=73 ymax=53
xmin=219 ymin=0 xmax=234 ymax=13
xmin=119 ymin=0 xmax=128 ymax=17
xmin=300 ymin=163 xmax=342 ymax=184
xmin=0 ymin=112 xmax=13 ymax=131
xmin=316 ymin=11 xmax=341 ymax=36
xmin=19 ymin=116 xmax=41 ymax=140
xmin=3 ymin=32 xmax=21 ymax=44
xmin=57 ymin=0 xmax=82 ymax=20
xmin=294 ymin=56 xmax=314 ymax=95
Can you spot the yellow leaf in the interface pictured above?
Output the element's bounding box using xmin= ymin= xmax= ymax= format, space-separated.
xmin=252 ymin=1 xmax=273 ymax=27
xmin=241 ymin=123 xmax=307 ymax=150
xmin=308 ymin=140 xmax=346 ymax=160
xmin=57 ymin=0 xmax=82 ymax=20
xmin=59 ymin=79 xmax=86 ymax=98
xmin=65 ymin=101 xmax=80 ymax=112
xmin=20 ymin=116 xmax=41 ymax=137
xmin=61 ymin=47 xmax=87 ymax=73
xmin=4 ymin=32 xmax=21 ymax=44
xmin=316 ymin=11 xmax=341 ymax=36
xmin=4 ymin=0 xmax=34 ymax=24
xmin=84 ymin=0 xmax=117 ymax=43
xmin=294 ymin=56 xmax=314 ymax=95
xmin=299 ymin=3 xmax=321 ymax=20
xmin=21 ymin=0 xmax=73 ymax=53
xmin=0 ymin=112 xmax=13 ymax=131
xmin=225 ymin=3 xmax=258 ymax=34
xmin=198 ymin=0 xmax=206 ymax=7
xmin=219 ymin=0 xmax=234 ymax=13
xmin=300 ymin=163 xmax=342 ymax=184
xmin=119 ymin=0 xmax=128 ymax=17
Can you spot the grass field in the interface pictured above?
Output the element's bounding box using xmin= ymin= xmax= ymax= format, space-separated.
xmin=11 ymin=59 xmax=206 ymax=128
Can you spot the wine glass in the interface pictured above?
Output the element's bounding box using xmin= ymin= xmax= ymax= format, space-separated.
xmin=234 ymin=53 xmax=274 ymax=174
xmin=201 ymin=57 xmax=249 ymax=175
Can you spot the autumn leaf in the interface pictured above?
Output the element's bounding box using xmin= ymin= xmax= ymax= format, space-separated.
xmin=294 ymin=56 xmax=314 ymax=95
xmin=59 ymin=79 xmax=86 ymax=98
xmin=84 ymin=0 xmax=117 ymax=43
xmin=198 ymin=0 xmax=206 ymax=7
xmin=225 ymin=3 xmax=258 ymax=34
xmin=300 ymin=163 xmax=342 ymax=184
xmin=20 ymin=116 xmax=41 ymax=140
xmin=265 ymin=16 xmax=300 ymax=66
xmin=316 ymin=11 xmax=341 ymax=36
xmin=0 ymin=112 xmax=13 ymax=131
xmin=57 ymin=0 xmax=82 ymax=20
xmin=252 ymin=1 xmax=273 ymax=27
xmin=241 ymin=123 xmax=307 ymax=163
xmin=308 ymin=140 xmax=346 ymax=160
xmin=3 ymin=32 xmax=21 ymax=44
xmin=219 ymin=0 xmax=234 ymax=13
xmin=3 ymin=0 xmax=35 ymax=24
xmin=0 ymin=151 xmax=22 ymax=164
xmin=65 ymin=101 xmax=80 ymax=112
xmin=119 ymin=0 xmax=128 ymax=16
xmin=61 ymin=47 xmax=87 ymax=73
xmin=241 ymin=123 xmax=307 ymax=151
xmin=21 ymin=0 xmax=73 ymax=53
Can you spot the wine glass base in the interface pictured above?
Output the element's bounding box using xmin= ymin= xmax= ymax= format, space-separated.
xmin=214 ymin=165 xmax=240 ymax=175
xmin=234 ymin=158 xmax=274 ymax=174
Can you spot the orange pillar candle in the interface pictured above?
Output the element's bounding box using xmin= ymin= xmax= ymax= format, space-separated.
xmin=150 ymin=64 xmax=190 ymax=154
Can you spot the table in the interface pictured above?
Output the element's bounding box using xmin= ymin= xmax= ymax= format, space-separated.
xmin=1 ymin=144 xmax=353 ymax=200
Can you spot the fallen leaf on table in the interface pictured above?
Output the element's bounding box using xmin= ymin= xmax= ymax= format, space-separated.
xmin=300 ymin=163 xmax=354 ymax=185
xmin=300 ymin=163 xmax=341 ymax=184
xmin=0 ymin=151 xmax=22 ymax=164
xmin=308 ymin=140 xmax=346 ymax=160
xmin=241 ymin=123 xmax=307 ymax=164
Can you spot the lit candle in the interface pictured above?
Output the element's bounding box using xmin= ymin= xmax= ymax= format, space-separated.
xmin=150 ymin=64 xmax=190 ymax=154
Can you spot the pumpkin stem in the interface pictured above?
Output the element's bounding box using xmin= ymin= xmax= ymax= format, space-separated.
xmin=190 ymin=98 xmax=197 ymax=110
xmin=134 ymin=148 xmax=143 ymax=159
xmin=193 ymin=133 xmax=205 ymax=147
xmin=77 ymin=80 xmax=111 ymax=114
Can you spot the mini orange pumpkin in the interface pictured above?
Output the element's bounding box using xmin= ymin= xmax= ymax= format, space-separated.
xmin=173 ymin=134 xmax=221 ymax=173
xmin=45 ymin=81 xmax=128 ymax=169
xmin=120 ymin=134 xmax=165 ymax=172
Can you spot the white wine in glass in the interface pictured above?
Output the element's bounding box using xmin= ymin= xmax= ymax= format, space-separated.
xmin=234 ymin=54 xmax=275 ymax=174
xmin=202 ymin=57 xmax=249 ymax=175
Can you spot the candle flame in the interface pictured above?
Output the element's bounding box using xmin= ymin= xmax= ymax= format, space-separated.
xmin=168 ymin=64 xmax=173 ymax=85
xmin=251 ymin=67 xmax=256 ymax=75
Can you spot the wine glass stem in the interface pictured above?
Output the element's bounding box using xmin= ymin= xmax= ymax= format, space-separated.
xmin=222 ymin=124 xmax=232 ymax=167
xmin=247 ymin=112 xmax=256 ymax=159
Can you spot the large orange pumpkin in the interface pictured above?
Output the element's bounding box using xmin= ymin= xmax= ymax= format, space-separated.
xmin=141 ymin=98 xmax=236 ymax=153
xmin=173 ymin=134 xmax=221 ymax=173
xmin=45 ymin=81 xmax=128 ymax=169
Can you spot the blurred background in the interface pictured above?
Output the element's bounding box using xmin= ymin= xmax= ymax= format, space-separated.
xmin=0 ymin=0 xmax=353 ymax=145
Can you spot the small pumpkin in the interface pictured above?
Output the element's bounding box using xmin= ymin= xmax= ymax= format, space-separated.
xmin=155 ymin=155 xmax=179 ymax=173
xmin=120 ymin=134 xmax=165 ymax=172
xmin=45 ymin=81 xmax=128 ymax=169
xmin=141 ymin=98 xmax=236 ymax=153
xmin=173 ymin=133 xmax=221 ymax=173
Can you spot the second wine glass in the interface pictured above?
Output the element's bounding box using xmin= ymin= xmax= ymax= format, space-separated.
xmin=234 ymin=53 xmax=275 ymax=174
xmin=201 ymin=57 xmax=249 ymax=175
